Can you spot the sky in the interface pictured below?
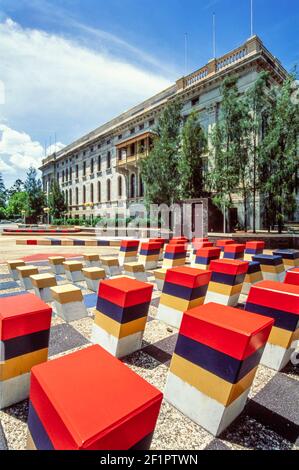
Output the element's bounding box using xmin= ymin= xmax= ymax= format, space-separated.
xmin=0 ymin=0 xmax=298 ymax=186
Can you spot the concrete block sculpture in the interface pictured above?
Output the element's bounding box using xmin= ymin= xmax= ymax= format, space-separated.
xmin=30 ymin=273 xmax=57 ymax=302
xmin=83 ymin=253 xmax=101 ymax=268
xmin=48 ymin=256 xmax=65 ymax=275
xmin=119 ymin=240 xmax=139 ymax=265
xmin=273 ymin=249 xmax=299 ymax=270
xmin=284 ymin=267 xmax=299 ymax=286
xmin=244 ymin=241 xmax=265 ymax=261
xmin=154 ymin=268 xmax=168 ymax=291
xmin=0 ymin=293 xmax=52 ymax=408
xmin=162 ymin=243 xmax=187 ymax=269
xmin=252 ymin=254 xmax=285 ymax=281
xmin=138 ymin=242 xmax=160 ymax=270
xmin=157 ymin=266 xmax=211 ymax=329
xmin=92 ymin=277 xmax=153 ymax=357
xmin=123 ymin=262 xmax=147 ymax=282
xmin=192 ymin=247 xmax=221 ymax=269
xmin=205 ymin=259 xmax=249 ymax=306
xmin=26 ymin=345 xmax=163 ymax=449
xmin=241 ymin=261 xmax=263 ymax=295
xmin=50 ymin=284 xmax=87 ymax=322
xmin=216 ymin=239 xmax=234 ymax=258
xmin=245 ymin=280 xmax=299 ymax=370
xmin=82 ymin=267 xmax=106 ymax=292
xmin=190 ymin=241 xmax=213 ymax=264
xmin=17 ymin=265 xmax=39 ymax=290
xmin=223 ymin=244 xmax=245 ymax=260
xmin=63 ymin=260 xmax=84 ymax=282
xmin=7 ymin=260 xmax=25 ymax=280
xmin=164 ymin=302 xmax=273 ymax=436
xmin=101 ymin=257 xmax=122 ymax=277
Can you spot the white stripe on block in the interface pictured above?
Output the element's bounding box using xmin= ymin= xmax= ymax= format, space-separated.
xmin=0 ymin=373 xmax=30 ymax=409
xmin=53 ymin=300 xmax=87 ymax=322
xmin=91 ymin=323 xmax=143 ymax=358
xmin=261 ymin=342 xmax=294 ymax=371
xmin=156 ymin=304 xmax=183 ymax=329
xmin=204 ymin=291 xmax=240 ymax=307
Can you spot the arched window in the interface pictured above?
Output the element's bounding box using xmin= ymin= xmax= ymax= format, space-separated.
xmin=98 ymin=155 xmax=101 ymax=171
xmin=90 ymin=183 xmax=94 ymax=203
xmin=91 ymin=158 xmax=94 ymax=174
xmin=83 ymin=161 xmax=86 ymax=176
xmin=83 ymin=186 xmax=86 ymax=204
xmin=65 ymin=190 xmax=68 ymax=208
xmin=62 ymin=170 xmax=65 ymax=183
xmin=66 ymin=168 xmax=68 ymax=182
xmin=69 ymin=168 xmax=72 ymax=182
xmin=130 ymin=173 xmax=136 ymax=198
xmin=118 ymin=176 xmax=122 ymax=197
xmin=98 ymin=181 xmax=101 ymax=202
xmin=69 ymin=189 xmax=72 ymax=206
xmin=107 ymin=179 xmax=111 ymax=201
xmin=75 ymin=187 xmax=79 ymax=205
xmin=139 ymin=176 xmax=144 ymax=197
xmin=107 ymin=151 xmax=111 ymax=169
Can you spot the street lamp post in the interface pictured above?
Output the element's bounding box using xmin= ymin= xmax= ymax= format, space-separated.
xmin=21 ymin=210 xmax=26 ymax=226
xmin=43 ymin=207 xmax=50 ymax=227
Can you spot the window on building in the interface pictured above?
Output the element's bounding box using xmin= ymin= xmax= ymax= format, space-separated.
xmin=83 ymin=151 xmax=86 ymax=156
xmin=65 ymin=190 xmax=68 ymax=208
xmin=191 ymin=96 xmax=199 ymax=106
xmin=149 ymin=119 xmax=154 ymax=126
xmin=97 ymin=144 xmax=101 ymax=149
xmin=66 ymin=168 xmax=68 ymax=182
xmin=130 ymin=174 xmax=136 ymax=198
xmin=90 ymin=183 xmax=94 ymax=203
xmin=83 ymin=161 xmax=86 ymax=176
xmin=139 ymin=176 xmax=144 ymax=197
xmin=118 ymin=134 xmax=122 ymax=140
xmin=98 ymin=181 xmax=101 ymax=202
xmin=62 ymin=170 xmax=65 ymax=183
xmin=83 ymin=186 xmax=86 ymax=204
xmin=69 ymin=168 xmax=72 ymax=182
xmin=91 ymin=158 xmax=94 ymax=174
xmin=139 ymin=123 xmax=144 ymax=131
xmin=130 ymin=128 xmax=135 ymax=135
xmin=69 ymin=189 xmax=72 ymax=206
xmin=75 ymin=187 xmax=79 ymax=205
xmin=90 ymin=146 xmax=94 ymax=152
xmin=98 ymin=155 xmax=101 ymax=171
xmin=56 ymin=173 xmax=59 ymax=182
xmin=107 ymin=151 xmax=111 ymax=169
xmin=118 ymin=176 xmax=122 ymax=197
xmin=76 ymin=165 xmax=79 ymax=178
xmin=107 ymin=179 xmax=111 ymax=201
xmin=107 ymin=139 xmax=111 ymax=145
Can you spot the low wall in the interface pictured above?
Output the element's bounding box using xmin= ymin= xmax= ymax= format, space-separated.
xmin=208 ymin=233 xmax=299 ymax=249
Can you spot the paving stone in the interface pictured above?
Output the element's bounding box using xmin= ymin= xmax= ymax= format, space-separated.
xmin=0 ymin=281 xmax=19 ymax=290
xmin=83 ymin=292 xmax=97 ymax=308
xmin=245 ymin=373 xmax=299 ymax=444
xmin=0 ymin=421 xmax=8 ymax=450
xmin=205 ymin=439 xmax=231 ymax=450
xmin=48 ymin=323 xmax=90 ymax=356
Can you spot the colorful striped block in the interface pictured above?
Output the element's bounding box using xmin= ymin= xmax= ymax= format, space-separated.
xmin=85 ymin=240 xmax=98 ymax=246
xmin=63 ymin=261 xmax=84 ymax=282
xmin=26 ymin=345 xmax=163 ymax=450
xmin=83 ymin=253 xmax=101 ymax=267
xmin=149 ymin=238 xmax=166 ymax=260
xmin=192 ymin=247 xmax=221 ymax=269
xmin=244 ymin=241 xmax=265 ymax=261
xmin=123 ymin=262 xmax=147 ymax=282
xmin=223 ymin=244 xmax=245 ymax=260
xmin=157 ymin=266 xmax=211 ymax=329
xmin=241 ymin=261 xmax=263 ymax=295
xmin=205 ymin=259 xmax=249 ymax=306
xmin=138 ymin=242 xmax=160 ymax=270
xmin=245 ymin=280 xmax=299 ymax=371
xmin=119 ymin=240 xmax=139 ymax=265
xmin=100 ymin=257 xmax=121 ymax=276
xmin=82 ymin=267 xmax=106 ymax=292
xmin=17 ymin=265 xmax=39 ymax=290
xmin=0 ymin=293 xmax=52 ymax=409
xmin=48 ymin=256 xmax=65 ymax=275
xmin=190 ymin=241 xmax=213 ymax=264
xmin=164 ymin=302 xmax=273 ymax=436
xmin=170 ymin=237 xmax=189 ymax=244
xmin=92 ymin=277 xmax=153 ymax=357
xmin=252 ymin=254 xmax=285 ymax=281
xmin=154 ymin=268 xmax=167 ymax=291
xmin=61 ymin=239 xmax=74 ymax=246
xmin=7 ymin=260 xmax=25 ymax=281
xmin=216 ymin=239 xmax=234 ymax=255
xmin=30 ymin=273 xmax=57 ymax=302
xmin=37 ymin=239 xmax=52 ymax=246
xmin=162 ymin=243 xmax=187 ymax=269
xmin=50 ymin=284 xmax=87 ymax=322
xmin=273 ymin=249 xmax=299 ymax=269
xmin=284 ymin=267 xmax=299 ymax=286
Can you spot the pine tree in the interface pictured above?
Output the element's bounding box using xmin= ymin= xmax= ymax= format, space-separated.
xmin=0 ymin=173 xmax=6 ymax=208
xmin=48 ymin=180 xmax=67 ymax=219
xmin=24 ymin=167 xmax=46 ymax=222
xmin=178 ymin=110 xmax=208 ymax=199
xmin=8 ymin=179 xmax=24 ymax=198
xmin=141 ymin=100 xmax=182 ymax=206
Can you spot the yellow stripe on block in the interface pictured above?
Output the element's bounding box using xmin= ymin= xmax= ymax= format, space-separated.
xmin=160 ymin=293 xmax=205 ymax=311
xmin=170 ymin=353 xmax=257 ymax=407
xmin=260 ymin=264 xmax=284 ymax=273
xmin=208 ymin=281 xmax=242 ymax=296
xmin=162 ymin=258 xmax=186 ymax=268
xmin=0 ymin=348 xmax=48 ymax=381
xmin=268 ymin=325 xmax=299 ymax=348
xmin=94 ymin=311 xmax=147 ymax=339
xmin=194 ymin=263 xmax=210 ymax=270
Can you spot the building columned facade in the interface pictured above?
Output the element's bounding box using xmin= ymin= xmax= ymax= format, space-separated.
xmin=40 ymin=35 xmax=287 ymax=229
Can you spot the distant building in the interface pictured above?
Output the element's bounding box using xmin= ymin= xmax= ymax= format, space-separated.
xmin=40 ymin=35 xmax=287 ymax=230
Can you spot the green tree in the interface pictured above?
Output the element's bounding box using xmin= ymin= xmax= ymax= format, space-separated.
xmin=0 ymin=173 xmax=6 ymax=208
xmin=24 ymin=167 xmax=46 ymax=222
xmin=207 ymin=75 xmax=245 ymax=231
xmin=260 ymin=74 xmax=299 ymax=233
xmin=141 ymin=100 xmax=182 ymax=205
xmin=178 ymin=110 xmax=208 ymax=199
xmin=6 ymin=191 xmax=28 ymax=218
xmin=8 ymin=179 xmax=24 ymax=198
xmin=48 ymin=179 xmax=67 ymax=219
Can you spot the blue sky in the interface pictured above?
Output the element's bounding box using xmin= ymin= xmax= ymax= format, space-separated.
xmin=0 ymin=0 xmax=298 ymax=185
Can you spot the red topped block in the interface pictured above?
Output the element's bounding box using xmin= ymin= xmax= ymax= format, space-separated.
xmin=285 ymin=268 xmax=299 ymax=286
xmin=165 ymin=244 xmax=187 ymax=253
xmin=149 ymin=238 xmax=166 ymax=245
xmin=216 ymin=239 xmax=234 ymax=248
xmin=245 ymin=241 xmax=265 ymax=250
xmin=165 ymin=266 xmax=212 ymax=289
xmin=0 ymin=293 xmax=52 ymax=340
xmin=98 ymin=277 xmax=153 ymax=308
xmin=193 ymin=241 xmax=213 ymax=250
xmin=209 ymin=259 xmax=249 ymax=276
xmin=171 ymin=237 xmax=188 ymax=242
xmin=120 ymin=240 xmax=139 ymax=249
xmin=196 ymin=247 xmax=221 ymax=258
xmin=247 ymin=280 xmax=299 ymax=315
xmin=224 ymin=244 xmax=246 ymax=253
xmin=192 ymin=237 xmax=209 ymax=243
xmin=179 ymin=302 xmax=274 ymax=361
xmin=29 ymin=345 xmax=163 ymax=449
xmin=140 ymin=242 xmax=161 ymax=252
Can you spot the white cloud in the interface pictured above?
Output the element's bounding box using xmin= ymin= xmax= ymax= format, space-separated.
xmin=0 ymin=124 xmax=64 ymax=184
